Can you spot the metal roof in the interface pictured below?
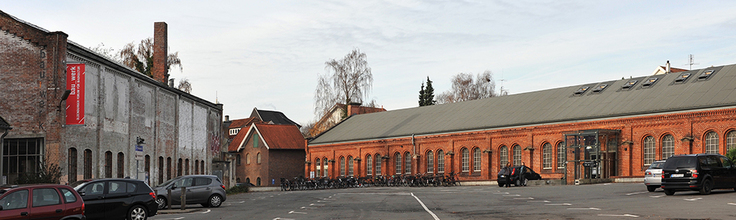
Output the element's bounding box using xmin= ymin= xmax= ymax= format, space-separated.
xmin=310 ymin=64 xmax=736 ymax=145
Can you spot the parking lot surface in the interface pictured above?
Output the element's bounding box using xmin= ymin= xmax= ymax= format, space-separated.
xmin=151 ymin=183 xmax=736 ymax=220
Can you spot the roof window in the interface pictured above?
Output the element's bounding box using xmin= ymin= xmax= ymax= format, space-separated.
xmin=574 ymin=86 xmax=589 ymax=95
xmin=641 ymin=77 xmax=658 ymax=87
xmin=591 ymin=84 xmax=608 ymax=93
xmin=674 ymin=72 xmax=691 ymax=83
xmin=622 ymin=80 xmax=638 ymax=89
xmin=698 ymin=70 xmax=714 ymax=80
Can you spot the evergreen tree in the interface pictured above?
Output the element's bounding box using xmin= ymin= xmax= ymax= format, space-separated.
xmin=419 ymin=76 xmax=436 ymax=106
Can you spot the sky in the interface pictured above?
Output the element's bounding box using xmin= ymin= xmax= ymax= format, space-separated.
xmin=3 ymin=1 xmax=736 ymax=125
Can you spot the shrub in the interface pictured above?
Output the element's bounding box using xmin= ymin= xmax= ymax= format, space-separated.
xmin=226 ymin=184 xmax=249 ymax=195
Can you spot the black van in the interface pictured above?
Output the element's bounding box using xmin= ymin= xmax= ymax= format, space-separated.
xmin=497 ymin=165 xmax=542 ymax=187
xmin=661 ymin=154 xmax=736 ymax=195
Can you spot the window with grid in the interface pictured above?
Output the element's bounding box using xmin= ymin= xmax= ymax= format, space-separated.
xmin=461 ymin=148 xmax=469 ymax=172
xmin=117 ymin=152 xmax=125 ymax=178
xmin=706 ymin=132 xmax=719 ymax=154
xmin=405 ymin=152 xmax=411 ymax=174
xmin=513 ymin=145 xmax=521 ymax=166
xmin=395 ymin=153 xmax=402 ymax=175
xmin=437 ymin=150 xmax=445 ymax=173
xmin=643 ymin=136 xmax=655 ymax=165
xmin=315 ymin=158 xmax=321 ymax=177
xmin=473 ymin=148 xmax=481 ymax=172
xmin=366 ymin=155 xmax=372 ymax=175
xmin=499 ymin=146 xmax=508 ymax=167
xmin=542 ymin=143 xmax=551 ymax=169
xmin=84 ymin=150 xmax=93 ymax=179
xmin=375 ymin=154 xmax=382 ymax=175
xmin=662 ymin=135 xmax=675 ymax=160
xmin=340 ymin=157 xmax=345 ymax=176
xmin=68 ymin=148 xmax=77 ymax=183
xmin=323 ymin=158 xmax=329 ymax=177
xmin=727 ymin=131 xmax=736 ymax=152
xmin=348 ymin=156 xmax=354 ymax=176
xmin=427 ymin=151 xmax=434 ymax=173
xmin=105 ymin=151 xmax=113 ymax=178
xmin=557 ymin=142 xmax=566 ymax=168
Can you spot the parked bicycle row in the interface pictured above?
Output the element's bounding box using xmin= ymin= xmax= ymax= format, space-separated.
xmin=280 ymin=172 xmax=459 ymax=191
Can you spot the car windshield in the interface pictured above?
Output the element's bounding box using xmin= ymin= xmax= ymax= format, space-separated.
xmin=157 ymin=177 xmax=181 ymax=188
xmin=649 ymin=161 xmax=665 ymax=169
xmin=663 ymin=157 xmax=696 ymax=169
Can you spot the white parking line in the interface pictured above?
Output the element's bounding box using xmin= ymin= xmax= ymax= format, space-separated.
xmin=568 ymin=207 xmax=601 ymax=211
xmin=310 ymin=203 xmax=325 ymax=206
xmin=598 ymin=214 xmax=639 ymax=218
xmin=527 ymin=200 xmax=550 ymax=203
xmin=728 ymin=203 xmax=736 ymax=206
xmin=625 ymin=192 xmax=647 ymax=196
xmin=684 ymin=198 xmax=702 ymax=201
xmin=289 ymin=211 xmax=307 ymax=214
xmin=649 ymin=195 xmax=664 ymax=198
xmin=503 ymin=194 xmax=521 ymax=197
xmin=273 ymin=218 xmax=295 ymax=220
xmin=411 ymin=193 xmax=440 ymax=220
xmin=545 ymin=203 xmax=572 ymax=206
xmin=198 ymin=209 xmax=211 ymax=214
xmin=513 ymin=197 xmax=534 ymax=200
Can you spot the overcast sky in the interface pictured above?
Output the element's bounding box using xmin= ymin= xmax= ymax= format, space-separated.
xmin=4 ymin=1 xmax=736 ymax=125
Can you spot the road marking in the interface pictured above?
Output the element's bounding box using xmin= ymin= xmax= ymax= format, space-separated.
xmin=603 ymin=183 xmax=611 ymax=186
xmin=239 ymin=201 xmax=245 ymax=203
xmin=649 ymin=195 xmax=663 ymax=198
xmin=513 ymin=197 xmax=534 ymax=200
xmin=273 ymin=218 xmax=295 ymax=220
xmin=310 ymin=203 xmax=325 ymax=206
xmin=545 ymin=203 xmax=572 ymax=206
xmin=411 ymin=193 xmax=440 ymax=220
xmin=684 ymin=198 xmax=702 ymax=201
xmin=528 ymin=200 xmax=550 ymax=203
xmin=568 ymin=207 xmax=601 ymax=210
xmin=503 ymin=194 xmax=521 ymax=197
xmin=728 ymin=203 xmax=736 ymax=206
xmin=289 ymin=211 xmax=307 ymax=214
xmin=625 ymin=192 xmax=647 ymax=196
xmin=598 ymin=214 xmax=639 ymax=218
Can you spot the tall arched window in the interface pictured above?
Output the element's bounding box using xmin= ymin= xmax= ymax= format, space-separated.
xmin=195 ymin=159 xmax=199 ymax=174
xmin=256 ymin=177 xmax=261 ymax=186
xmin=105 ymin=151 xmax=113 ymax=178
xmin=461 ymin=148 xmax=469 ymax=172
xmin=395 ymin=153 xmax=402 ymax=175
xmin=499 ymin=146 xmax=508 ymax=167
xmin=662 ymin=135 xmax=675 ymax=160
xmin=84 ymin=149 xmax=92 ymax=179
xmin=245 ymin=153 xmax=250 ymax=164
xmin=557 ymin=142 xmax=566 ymax=169
xmin=473 ymin=148 xmax=481 ymax=172
xmin=437 ymin=150 xmax=444 ymax=173
xmin=323 ymin=158 xmax=329 ymax=177
xmin=185 ymin=159 xmax=190 ymax=175
xmin=512 ymin=145 xmax=521 ymax=166
xmin=68 ymin=148 xmax=77 ymax=183
xmin=542 ymin=143 xmax=552 ymax=169
xmin=166 ymin=157 xmax=172 ymax=180
xmin=177 ymin=158 xmax=183 ymax=176
xmin=643 ymin=136 xmax=655 ymax=165
xmin=257 ymin=153 xmax=262 ymax=164
xmin=705 ymin=131 xmax=718 ymax=154
xmin=315 ymin=158 xmax=321 ymax=177
xmin=427 ymin=151 xmax=434 ymax=173
xmin=340 ymin=157 xmax=346 ymax=176
xmin=405 ymin=152 xmax=411 ymax=174
xmin=117 ymin=152 xmax=125 ymax=178
xmin=727 ymin=131 xmax=736 ymax=152
xmin=348 ymin=156 xmax=354 ymax=176
xmin=158 ymin=157 xmax=164 ymax=184
xmin=375 ymin=154 xmax=382 ymax=175
xmin=201 ymin=161 xmax=205 ymax=174
xmin=366 ymin=155 xmax=372 ymax=176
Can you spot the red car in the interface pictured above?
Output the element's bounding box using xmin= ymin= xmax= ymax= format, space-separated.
xmin=0 ymin=184 xmax=85 ymax=220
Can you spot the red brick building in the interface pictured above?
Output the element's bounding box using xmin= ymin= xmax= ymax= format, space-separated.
xmin=228 ymin=122 xmax=305 ymax=186
xmin=307 ymin=64 xmax=736 ymax=184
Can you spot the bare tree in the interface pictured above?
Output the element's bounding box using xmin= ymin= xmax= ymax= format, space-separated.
xmin=89 ymin=43 xmax=120 ymax=62
xmin=177 ymin=78 xmax=192 ymax=93
xmin=437 ymin=70 xmax=497 ymax=104
xmin=314 ymin=49 xmax=374 ymax=118
xmin=119 ymin=38 xmax=182 ymax=78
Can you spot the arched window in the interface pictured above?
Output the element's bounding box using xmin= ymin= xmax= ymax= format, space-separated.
xmin=315 ymin=158 xmax=321 ymax=177
xmin=375 ymin=154 xmax=382 ymax=175
xmin=340 ymin=157 xmax=346 ymax=176
xmin=542 ymin=143 xmax=552 ymax=169
xmin=166 ymin=157 xmax=172 ymax=180
xmin=512 ymin=145 xmax=521 ymax=166
xmin=195 ymin=159 xmax=199 ymax=174
xmin=427 ymin=151 xmax=434 ymax=173
xmin=105 ymin=151 xmax=113 ymax=178
xmin=323 ymin=158 xmax=329 ymax=177
xmin=256 ymin=177 xmax=261 ymax=186
xmin=68 ymin=148 xmax=77 ymax=183
xmin=727 ymin=131 xmax=736 ymax=152
xmin=236 ymin=155 xmax=241 ymax=165
xmin=437 ymin=150 xmax=445 ymax=173
xmin=348 ymin=156 xmax=354 ymax=176
xmin=395 ymin=153 xmax=402 ymax=175
xmin=257 ymin=153 xmax=262 ymax=164
xmin=185 ymin=159 xmax=190 ymax=175
xmin=158 ymin=157 xmax=164 ymax=184
xmin=84 ymin=149 xmax=92 ymax=179
xmin=177 ymin=158 xmax=183 ymax=176
xmin=405 ymin=152 xmax=411 ymax=174
xmin=117 ymin=152 xmax=125 ymax=178
xmin=557 ymin=142 xmax=566 ymax=169
xmin=246 ymin=177 xmax=250 ymax=184
xmin=705 ymin=131 xmax=718 ymax=154
xmin=643 ymin=136 xmax=655 ymax=165
xmin=499 ymin=146 xmax=508 ymax=167
xmin=473 ymin=148 xmax=481 ymax=172
xmin=201 ymin=161 xmax=205 ymax=174
xmin=246 ymin=153 xmax=250 ymax=164
xmin=366 ymin=155 xmax=373 ymax=176
xmin=461 ymin=148 xmax=469 ymax=172
xmin=662 ymin=135 xmax=675 ymax=160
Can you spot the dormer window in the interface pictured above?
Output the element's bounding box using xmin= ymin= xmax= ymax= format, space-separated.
xmin=622 ymin=80 xmax=638 ymax=89
xmin=641 ymin=77 xmax=658 ymax=87
xmin=591 ymin=84 xmax=608 ymax=93
xmin=674 ymin=72 xmax=691 ymax=83
xmin=229 ymin=128 xmax=241 ymax=135
xmin=574 ymin=86 xmax=590 ymax=95
xmin=698 ymin=70 xmax=714 ymax=80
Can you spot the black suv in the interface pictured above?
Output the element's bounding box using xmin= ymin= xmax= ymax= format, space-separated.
xmin=497 ymin=165 xmax=542 ymax=187
xmin=661 ymin=154 xmax=736 ymax=195
xmin=72 ymin=178 xmax=158 ymax=220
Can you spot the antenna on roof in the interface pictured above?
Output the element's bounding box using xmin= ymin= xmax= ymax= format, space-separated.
xmin=499 ymin=69 xmax=508 ymax=96
xmin=685 ymin=54 xmax=699 ymax=70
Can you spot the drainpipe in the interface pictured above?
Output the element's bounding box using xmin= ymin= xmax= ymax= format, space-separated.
xmin=1 ymin=130 xmax=8 ymax=184
xmin=412 ymin=134 xmax=416 ymax=174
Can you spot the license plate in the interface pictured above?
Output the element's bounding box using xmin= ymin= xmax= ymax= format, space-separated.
xmin=671 ymin=174 xmax=684 ymax=178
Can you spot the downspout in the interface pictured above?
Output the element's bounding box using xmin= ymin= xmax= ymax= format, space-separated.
xmin=1 ymin=129 xmax=9 ymax=184
xmin=412 ymin=134 xmax=416 ymax=174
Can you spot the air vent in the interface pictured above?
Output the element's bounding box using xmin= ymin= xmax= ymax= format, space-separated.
xmin=674 ymin=72 xmax=691 ymax=83
xmin=641 ymin=77 xmax=658 ymax=87
xmin=591 ymin=84 xmax=608 ymax=93
xmin=698 ymin=70 xmax=714 ymax=80
xmin=574 ymin=86 xmax=590 ymax=95
xmin=622 ymin=80 xmax=638 ymax=89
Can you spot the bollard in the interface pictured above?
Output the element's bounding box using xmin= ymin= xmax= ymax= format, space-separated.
xmin=167 ymin=189 xmax=172 ymax=210
xmin=180 ymin=186 xmax=186 ymax=210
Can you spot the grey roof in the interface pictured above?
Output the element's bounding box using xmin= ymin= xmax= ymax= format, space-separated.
xmin=310 ymin=64 xmax=736 ymax=145
xmin=250 ymin=108 xmax=301 ymax=128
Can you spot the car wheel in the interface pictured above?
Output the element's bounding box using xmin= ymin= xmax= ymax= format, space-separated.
xmin=647 ymin=185 xmax=657 ymax=192
xmin=208 ymin=194 xmax=223 ymax=207
xmin=664 ymin=189 xmax=675 ymax=195
xmin=498 ymin=182 xmax=504 ymax=187
xmin=699 ymin=178 xmax=713 ymax=195
xmin=156 ymin=196 xmax=167 ymax=210
xmin=128 ymin=205 xmax=148 ymax=220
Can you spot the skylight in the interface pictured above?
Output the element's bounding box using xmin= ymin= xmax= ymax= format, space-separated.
xmin=641 ymin=77 xmax=658 ymax=87
xmin=698 ymin=70 xmax=714 ymax=80
xmin=674 ymin=72 xmax=691 ymax=83
xmin=592 ymin=84 xmax=608 ymax=93
xmin=574 ymin=86 xmax=590 ymax=95
xmin=622 ymin=80 xmax=638 ymax=89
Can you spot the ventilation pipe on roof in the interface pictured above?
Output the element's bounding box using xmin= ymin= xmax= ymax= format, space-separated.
xmin=666 ymin=60 xmax=671 ymax=74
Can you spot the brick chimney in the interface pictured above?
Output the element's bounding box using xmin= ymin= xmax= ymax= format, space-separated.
xmin=152 ymin=22 xmax=168 ymax=83
xmin=347 ymin=103 xmax=361 ymax=116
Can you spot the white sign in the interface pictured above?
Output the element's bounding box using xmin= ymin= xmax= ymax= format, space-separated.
xmin=135 ymin=145 xmax=144 ymax=160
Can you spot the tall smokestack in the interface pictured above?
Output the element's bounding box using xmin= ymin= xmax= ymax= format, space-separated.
xmin=153 ymin=22 xmax=168 ymax=83
xmin=666 ymin=60 xmax=670 ymax=74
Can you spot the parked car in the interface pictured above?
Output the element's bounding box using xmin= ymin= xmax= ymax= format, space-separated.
xmin=497 ymin=165 xmax=542 ymax=187
xmin=644 ymin=160 xmax=666 ymax=192
xmin=73 ymin=178 xmax=157 ymax=220
xmin=152 ymin=175 xmax=226 ymax=209
xmin=0 ymin=184 xmax=85 ymax=220
xmin=661 ymin=154 xmax=736 ymax=195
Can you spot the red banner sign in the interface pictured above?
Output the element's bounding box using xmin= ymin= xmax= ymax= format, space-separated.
xmin=66 ymin=64 xmax=85 ymax=125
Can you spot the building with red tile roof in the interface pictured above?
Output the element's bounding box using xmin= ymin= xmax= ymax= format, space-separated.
xmin=229 ymin=123 xmax=305 ymax=186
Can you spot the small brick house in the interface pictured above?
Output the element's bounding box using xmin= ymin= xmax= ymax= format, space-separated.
xmin=229 ymin=123 xmax=305 ymax=186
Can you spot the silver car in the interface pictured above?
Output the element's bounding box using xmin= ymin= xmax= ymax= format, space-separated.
xmin=644 ymin=160 xmax=666 ymax=192
xmin=153 ymin=175 xmax=227 ymax=209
